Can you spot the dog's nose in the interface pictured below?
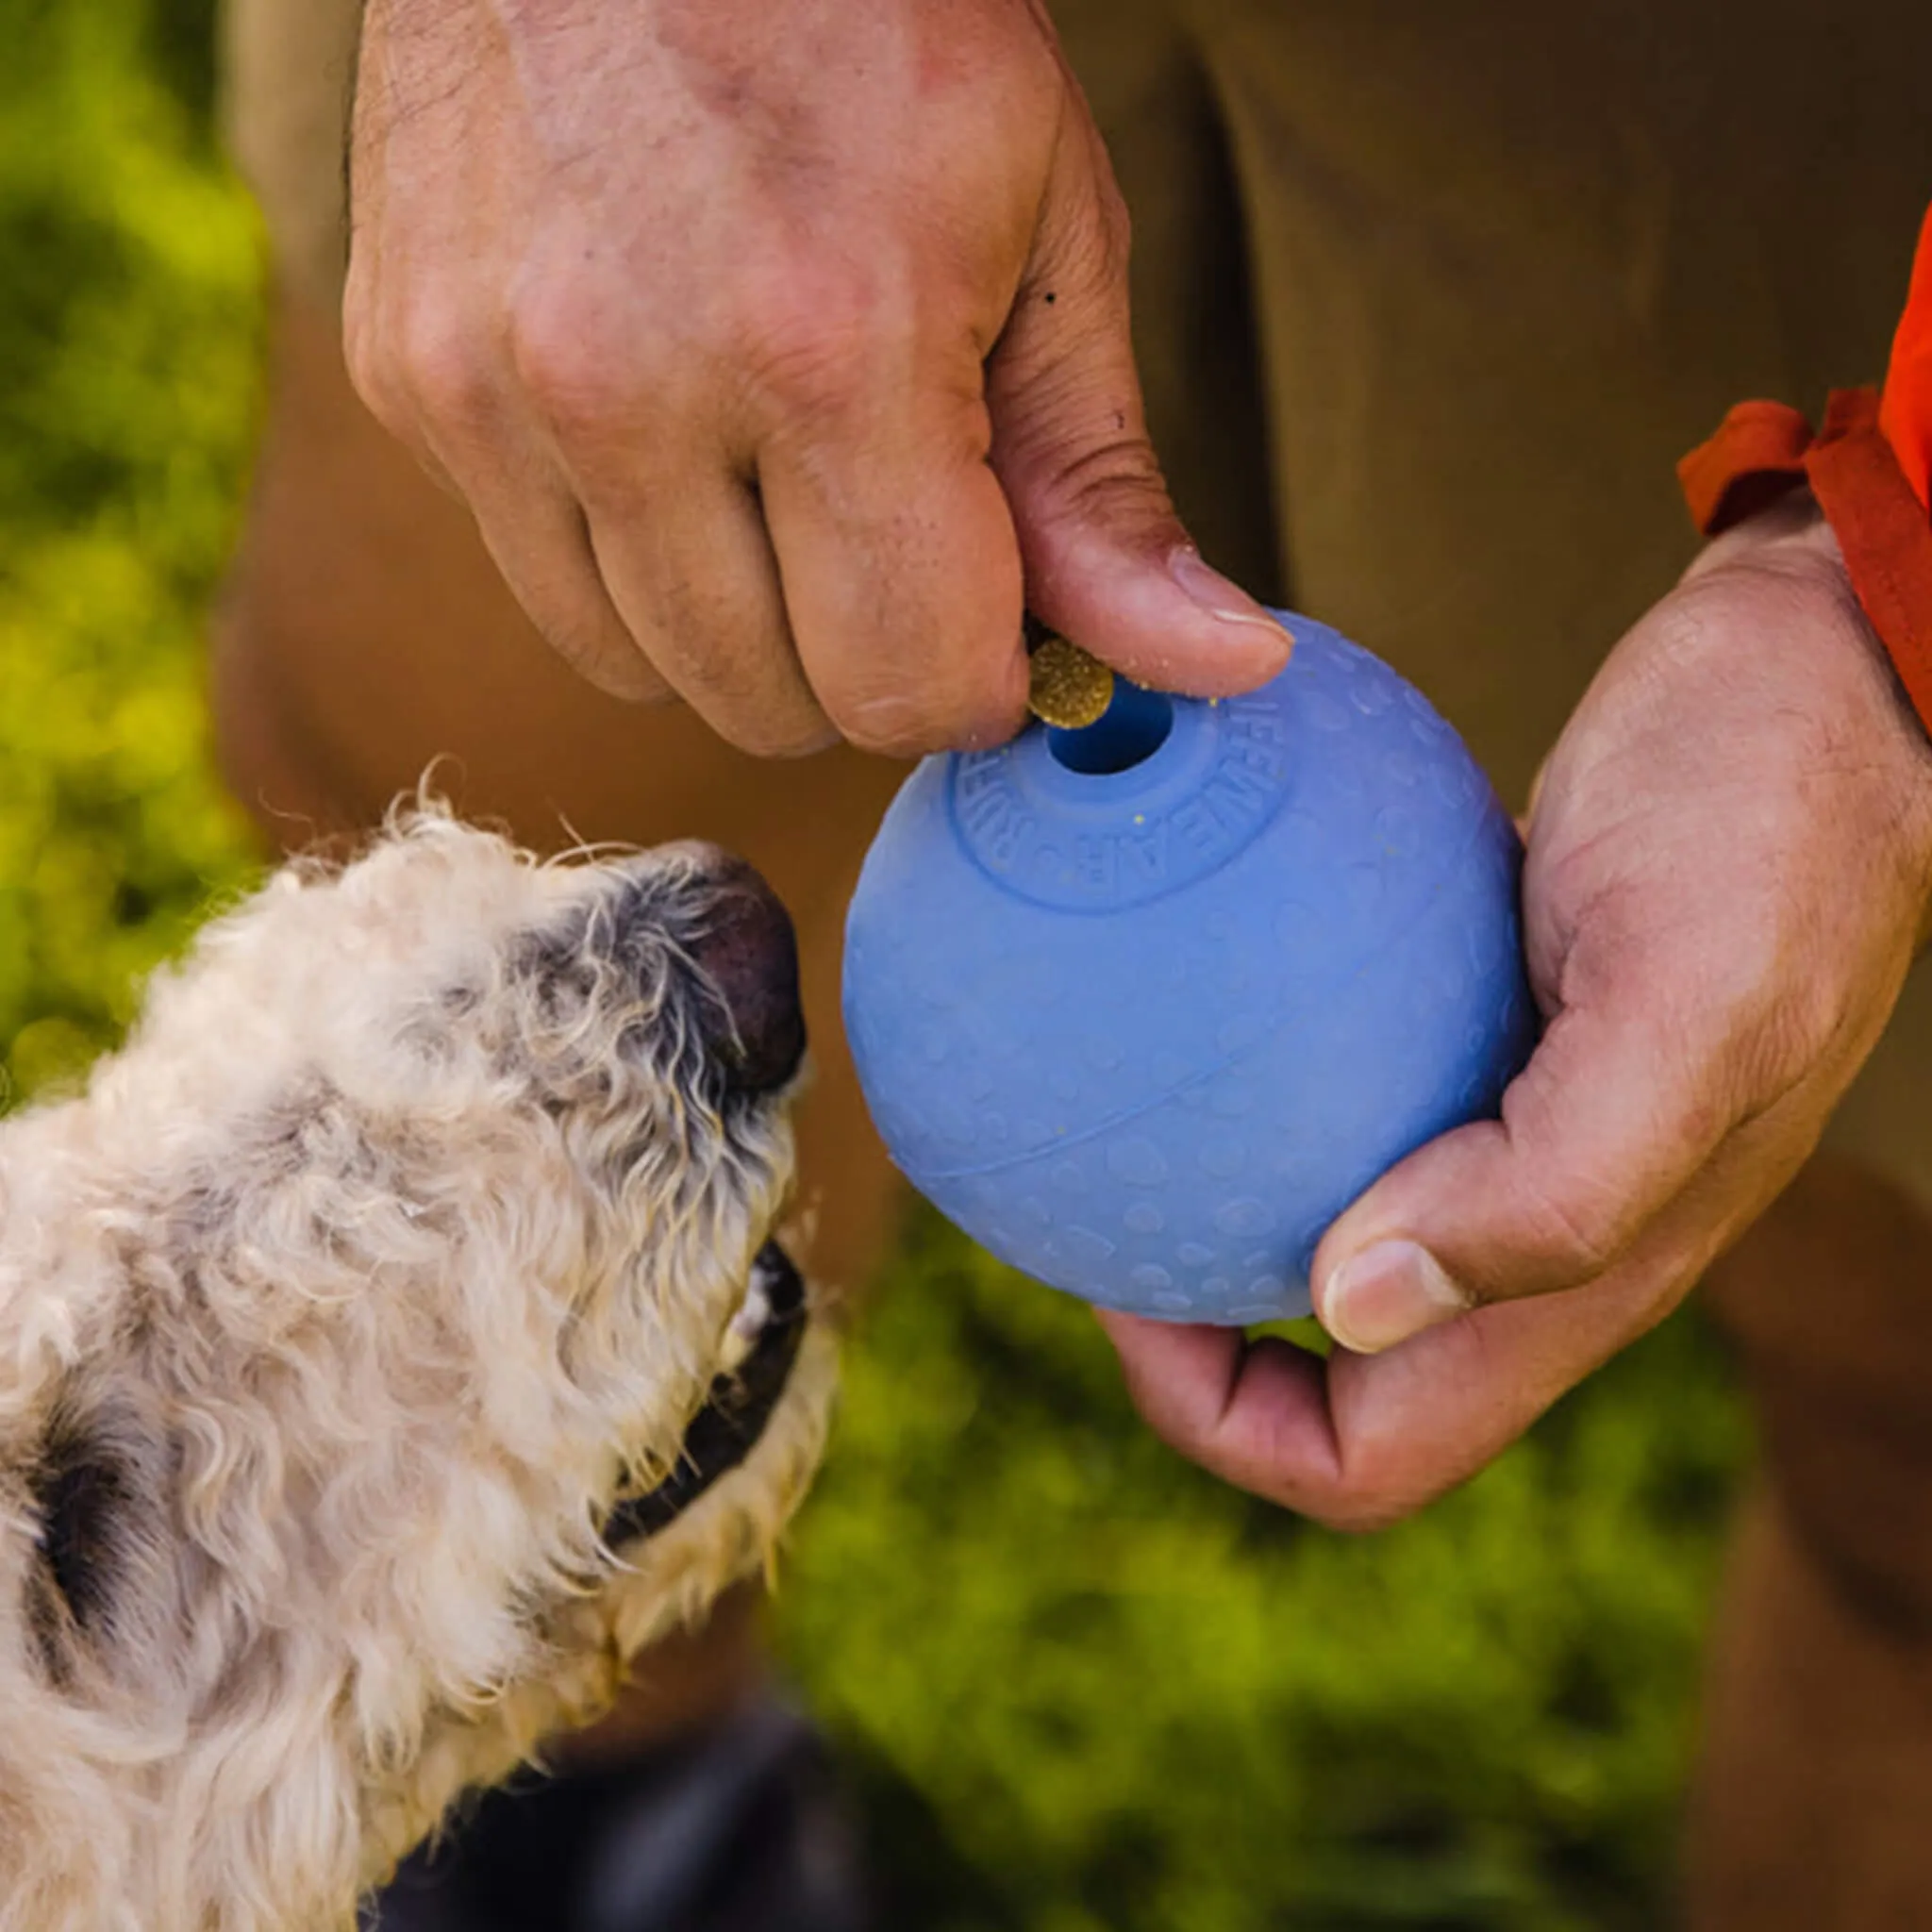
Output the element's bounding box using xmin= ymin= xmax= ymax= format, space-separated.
xmin=682 ymin=850 xmax=806 ymax=1096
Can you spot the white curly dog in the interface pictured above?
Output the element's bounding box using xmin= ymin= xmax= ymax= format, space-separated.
xmin=0 ymin=811 xmax=839 ymax=1929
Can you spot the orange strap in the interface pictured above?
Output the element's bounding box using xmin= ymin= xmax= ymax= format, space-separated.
xmin=1677 ymin=204 xmax=1932 ymax=736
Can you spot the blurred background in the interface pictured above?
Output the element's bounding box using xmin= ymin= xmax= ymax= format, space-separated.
xmin=0 ymin=3 xmax=1751 ymax=1924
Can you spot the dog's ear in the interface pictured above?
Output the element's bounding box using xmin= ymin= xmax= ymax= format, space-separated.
xmin=31 ymin=1415 xmax=129 ymax=1632
xmin=25 ymin=1402 xmax=144 ymax=1687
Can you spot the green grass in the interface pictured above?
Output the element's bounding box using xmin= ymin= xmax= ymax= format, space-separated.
xmin=785 ymin=1224 xmax=1744 ymax=1931
xmin=0 ymin=6 xmax=1751 ymax=1924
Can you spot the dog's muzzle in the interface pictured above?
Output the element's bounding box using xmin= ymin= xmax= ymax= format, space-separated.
xmin=603 ymin=1241 xmax=808 ymax=1546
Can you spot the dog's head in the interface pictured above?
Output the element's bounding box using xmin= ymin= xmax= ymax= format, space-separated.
xmin=0 ymin=812 xmax=835 ymax=1928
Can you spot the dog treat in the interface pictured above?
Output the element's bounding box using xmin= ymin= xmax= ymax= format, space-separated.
xmin=1027 ymin=635 xmax=1115 ymax=729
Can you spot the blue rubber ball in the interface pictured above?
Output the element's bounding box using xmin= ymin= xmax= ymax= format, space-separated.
xmin=842 ymin=614 xmax=1536 ymax=1324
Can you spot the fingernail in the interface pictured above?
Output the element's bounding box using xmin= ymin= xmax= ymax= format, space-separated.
xmin=1167 ymin=546 xmax=1284 ymax=634
xmin=1320 ymin=1241 xmax=1471 ymax=1355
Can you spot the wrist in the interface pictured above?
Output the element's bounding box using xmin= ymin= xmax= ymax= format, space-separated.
xmin=1684 ymin=484 xmax=1832 ymax=577
xmin=1683 ymin=491 xmax=1932 ymax=943
xmin=1680 ymin=390 xmax=1932 ymax=747
xmin=1683 ymin=489 xmax=1863 ymax=630
xmin=1690 ymin=492 xmax=1908 ymax=725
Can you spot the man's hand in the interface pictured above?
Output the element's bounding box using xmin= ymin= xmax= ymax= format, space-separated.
xmin=343 ymin=0 xmax=1287 ymax=757
xmin=1099 ymin=497 xmax=1932 ymax=1529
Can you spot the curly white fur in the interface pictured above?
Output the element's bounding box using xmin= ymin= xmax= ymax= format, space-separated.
xmin=0 ymin=812 xmax=837 ymax=1929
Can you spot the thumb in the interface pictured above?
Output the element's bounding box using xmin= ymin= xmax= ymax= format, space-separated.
xmin=986 ymin=114 xmax=1289 ymax=695
xmin=1308 ymin=995 xmax=1739 ymax=1355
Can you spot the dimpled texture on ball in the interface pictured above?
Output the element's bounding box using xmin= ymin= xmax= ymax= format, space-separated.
xmin=842 ymin=614 xmax=1537 ymax=1324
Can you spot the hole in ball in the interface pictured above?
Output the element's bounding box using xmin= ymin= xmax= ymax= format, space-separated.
xmin=1047 ymin=683 xmax=1174 ymax=774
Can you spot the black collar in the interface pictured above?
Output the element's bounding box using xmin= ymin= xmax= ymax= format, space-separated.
xmin=602 ymin=1241 xmax=808 ymax=1547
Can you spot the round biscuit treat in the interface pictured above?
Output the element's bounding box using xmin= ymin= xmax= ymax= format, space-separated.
xmin=1026 ymin=636 xmax=1116 ymax=728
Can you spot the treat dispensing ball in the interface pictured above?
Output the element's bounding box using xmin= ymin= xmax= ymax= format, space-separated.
xmin=841 ymin=614 xmax=1537 ymax=1325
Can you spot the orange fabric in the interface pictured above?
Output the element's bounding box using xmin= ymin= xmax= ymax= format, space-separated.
xmin=1806 ymin=388 xmax=1932 ymax=731
xmin=1678 ymin=400 xmax=1814 ymax=534
xmin=1677 ymin=205 xmax=1932 ymax=739
xmin=1879 ymin=203 xmax=1932 ymax=512
xmin=1677 ymin=386 xmax=1932 ymax=734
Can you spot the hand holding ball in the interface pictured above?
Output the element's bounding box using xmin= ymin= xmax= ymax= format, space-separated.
xmin=842 ymin=614 xmax=1536 ymax=1324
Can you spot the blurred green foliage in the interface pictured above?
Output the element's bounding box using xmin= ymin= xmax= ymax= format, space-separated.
xmin=0 ymin=0 xmax=263 ymax=1102
xmin=790 ymin=1224 xmax=1745 ymax=1931
xmin=0 ymin=4 xmax=1752 ymax=1925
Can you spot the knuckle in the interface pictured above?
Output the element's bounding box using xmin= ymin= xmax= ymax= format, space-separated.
xmin=751 ymin=326 xmax=869 ymax=423
xmin=1306 ymin=1435 xmax=1441 ymax=1533
xmin=508 ymin=291 xmax=633 ymax=434
xmin=1495 ymin=1079 xmax=1646 ymax=1282
xmin=1090 ymin=171 xmax=1132 ymax=276
xmin=1043 ymin=160 xmax=1132 ymax=307
xmin=391 ymin=297 xmax=497 ymax=432
xmin=1311 ymin=1499 xmax=1404 ymax=1536
xmin=1520 ymin=1171 xmax=1630 ymax=1282
xmin=741 ymin=275 xmax=891 ymax=423
xmin=341 ymin=302 xmax=405 ymax=431
xmin=1302 ymin=1476 xmax=1428 ymax=1536
xmin=340 ymin=270 xmax=375 ymax=377
xmin=1029 ymin=433 xmax=1171 ymax=532
xmin=1776 ymin=974 xmax=1857 ymax=1071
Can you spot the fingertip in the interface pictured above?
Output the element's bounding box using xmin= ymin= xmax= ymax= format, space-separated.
xmin=1312 ymin=1239 xmax=1472 ymax=1357
xmin=1152 ymin=546 xmax=1293 ymax=691
xmin=831 ymin=670 xmax=1028 ymax=758
xmin=774 ymin=717 xmax=845 ymax=759
xmin=953 ymin=639 xmax=1035 ymax=752
xmin=1307 ymin=1006 xmax=1708 ymax=1318
xmin=718 ymin=708 xmax=843 ymax=759
xmin=1091 ymin=1305 xmax=1165 ymax=1354
xmin=1102 ymin=1319 xmax=1246 ymax=1456
xmin=1092 ymin=1305 xmax=1239 ymax=1402
xmin=772 ymin=453 xmax=1030 ymax=756
xmin=1166 ymin=547 xmax=1287 ymax=642
xmin=827 ymin=607 xmax=1032 ymax=757
xmin=1092 ymin=1304 xmax=1220 ymax=1348
xmin=1028 ymin=535 xmax=1291 ymax=699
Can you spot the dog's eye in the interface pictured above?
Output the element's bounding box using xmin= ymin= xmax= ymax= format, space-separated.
xmin=440 ymin=981 xmax=482 ymax=1021
xmin=509 ymin=924 xmax=599 ymax=1016
xmin=28 ymin=1416 xmax=133 ymax=1668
